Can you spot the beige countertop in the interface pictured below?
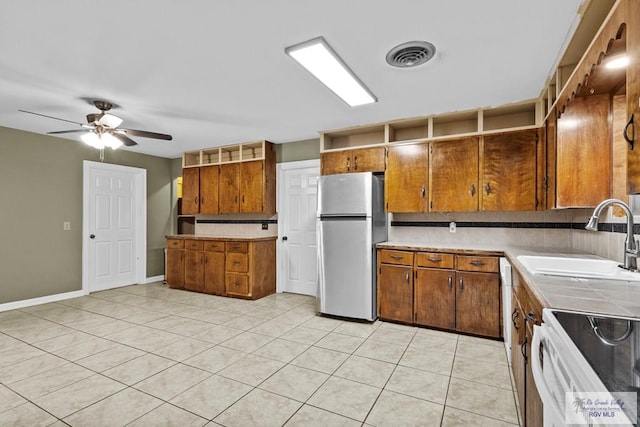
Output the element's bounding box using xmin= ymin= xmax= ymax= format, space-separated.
xmin=166 ymin=235 xmax=276 ymax=242
xmin=379 ymin=241 xmax=640 ymax=318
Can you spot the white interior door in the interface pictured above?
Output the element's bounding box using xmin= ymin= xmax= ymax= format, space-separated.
xmin=83 ymin=161 xmax=146 ymax=293
xmin=277 ymin=160 xmax=320 ymax=296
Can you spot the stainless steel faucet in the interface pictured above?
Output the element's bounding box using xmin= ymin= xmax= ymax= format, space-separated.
xmin=585 ymin=198 xmax=638 ymax=271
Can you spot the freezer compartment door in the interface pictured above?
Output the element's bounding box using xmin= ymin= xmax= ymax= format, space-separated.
xmin=318 ymin=218 xmax=375 ymax=321
xmin=317 ymin=172 xmax=373 ymax=217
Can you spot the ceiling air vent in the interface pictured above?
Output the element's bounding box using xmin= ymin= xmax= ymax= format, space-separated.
xmin=386 ymin=41 xmax=436 ymax=68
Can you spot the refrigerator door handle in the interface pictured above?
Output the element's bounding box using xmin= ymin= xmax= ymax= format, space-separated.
xmin=316 ymin=219 xmax=326 ymax=312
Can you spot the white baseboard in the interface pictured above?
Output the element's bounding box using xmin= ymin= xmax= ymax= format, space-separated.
xmin=143 ymin=275 xmax=165 ymax=284
xmin=0 ymin=290 xmax=87 ymax=313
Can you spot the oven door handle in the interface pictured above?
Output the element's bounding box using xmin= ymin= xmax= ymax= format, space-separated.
xmin=531 ymin=324 xmax=565 ymax=423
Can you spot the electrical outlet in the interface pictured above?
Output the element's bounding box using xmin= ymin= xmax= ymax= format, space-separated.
xmin=262 ymin=223 xmax=268 ymax=230
xmin=449 ymin=221 xmax=456 ymax=233
xmin=63 ymin=221 xmax=71 ymax=231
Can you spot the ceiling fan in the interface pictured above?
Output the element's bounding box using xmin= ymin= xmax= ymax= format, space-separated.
xmin=19 ymin=100 xmax=173 ymax=149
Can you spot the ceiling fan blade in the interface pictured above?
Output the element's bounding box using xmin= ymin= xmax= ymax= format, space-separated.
xmin=47 ymin=129 xmax=88 ymax=135
xmin=19 ymin=109 xmax=87 ymax=126
xmin=111 ymin=132 xmax=138 ymax=147
xmin=120 ymin=128 xmax=173 ymax=141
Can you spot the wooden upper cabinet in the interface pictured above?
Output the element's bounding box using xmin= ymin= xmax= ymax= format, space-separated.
xmin=385 ymin=143 xmax=428 ymax=212
xmin=321 ymin=151 xmax=349 ymax=175
xmin=430 ymin=137 xmax=479 ymax=212
xmin=199 ymin=165 xmax=219 ymax=215
xmin=481 ymin=129 xmax=538 ymax=211
xmin=219 ymin=163 xmax=240 ymax=213
xmin=182 ymin=167 xmax=200 ymax=215
xmin=627 ymin=0 xmax=640 ymax=193
xmin=351 ymin=147 xmax=385 ymax=173
xmin=240 ymin=161 xmax=264 ymax=212
xmin=556 ymin=94 xmax=611 ymax=207
xmin=320 ymin=147 xmax=385 ymax=175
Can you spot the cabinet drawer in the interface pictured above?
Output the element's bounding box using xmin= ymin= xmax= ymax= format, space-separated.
xmin=226 ymin=242 xmax=249 ymax=253
xmin=379 ymin=250 xmax=413 ymax=266
xmin=226 ymin=274 xmax=250 ymax=296
xmin=415 ymin=252 xmax=454 ymax=269
xmin=185 ymin=240 xmax=204 ymax=250
xmin=204 ymin=241 xmax=225 ymax=252
xmin=166 ymin=239 xmax=184 ymax=249
xmin=456 ymin=255 xmax=498 ymax=273
xmin=226 ymin=253 xmax=249 ymax=272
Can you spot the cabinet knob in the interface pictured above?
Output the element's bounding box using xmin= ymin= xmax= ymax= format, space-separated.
xmin=470 ymin=260 xmax=486 ymax=266
xmin=421 ymin=185 xmax=426 ymax=198
xmin=485 ymin=182 xmax=491 ymax=195
xmin=470 ymin=183 xmax=475 ymax=197
xmin=405 ymin=270 xmax=410 ymax=283
xmin=459 ymin=278 xmax=464 ymax=290
xmin=354 ymin=156 xmax=358 ymax=170
xmin=448 ymin=276 xmax=452 ymax=290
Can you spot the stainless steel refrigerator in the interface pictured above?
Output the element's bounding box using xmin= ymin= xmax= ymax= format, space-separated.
xmin=317 ymin=172 xmax=387 ymax=321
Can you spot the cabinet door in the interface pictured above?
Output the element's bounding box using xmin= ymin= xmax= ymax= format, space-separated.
xmin=385 ymin=143 xmax=428 ymax=212
xmin=556 ymin=94 xmax=611 ymax=207
xmin=321 ymin=151 xmax=349 ymax=175
xmin=481 ymin=129 xmax=538 ymax=211
xmin=414 ymin=268 xmax=455 ymax=329
xmin=182 ymin=168 xmax=200 ymax=215
xmin=545 ymin=109 xmax=557 ymax=209
xmin=430 ymin=137 xmax=479 ymax=212
xmin=525 ymin=322 xmax=544 ymax=427
xmin=166 ymin=248 xmax=184 ymax=289
xmin=204 ymin=251 xmax=225 ymax=295
xmin=219 ymin=163 xmax=240 ymax=213
xmin=199 ymin=165 xmax=219 ymax=215
xmin=351 ymin=147 xmax=386 ymax=173
xmin=511 ymin=294 xmax=526 ymax=420
xmin=240 ymin=160 xmax=264 ymax=213
xmin=184 ymin=250 xmax=204 ymax=292
xmin=455 ymin=271 xmax=500 ymax=337
xmin=628 ymin=0 xmax=640 ymax=193
xmin=378 ymin=264 xmax=414 ymax=323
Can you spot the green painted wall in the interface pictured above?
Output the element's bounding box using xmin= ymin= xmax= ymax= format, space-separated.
xmin=0 ymin=126 xmax=173 ymax=303
xmin=275 ymin=138 xmax=320 ymax=163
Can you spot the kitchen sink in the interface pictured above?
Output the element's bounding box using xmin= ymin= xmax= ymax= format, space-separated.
xmin=517 ymin=255 xmax=640 ymax=282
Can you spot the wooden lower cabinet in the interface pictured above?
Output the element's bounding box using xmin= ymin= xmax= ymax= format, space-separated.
xmin=455 ymin=271 xmax=500 ymax=337
xmin=415 ymin=268 xmax=455 ymax=329
xmin=378 ymin=248 xmax=501 ymax=338
xmin=511 ymin=268 xmax=544 ymax=427
xmin=165 ymin=237 xmax=275 ymax=300
xmin=166 ymin=248 xmax=184 ymax=289
xmin=378 ymin=263 xmax=414 ymax=323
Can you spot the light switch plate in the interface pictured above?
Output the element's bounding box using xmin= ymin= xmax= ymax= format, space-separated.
xmin=449 ymin=221 xmax=456 ymax=233
xmin=63 ymin=221 xmax=71 ymax=231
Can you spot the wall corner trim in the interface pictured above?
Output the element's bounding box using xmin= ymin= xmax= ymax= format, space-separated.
xmin=0 ymin=290 xmax=87 ymax=313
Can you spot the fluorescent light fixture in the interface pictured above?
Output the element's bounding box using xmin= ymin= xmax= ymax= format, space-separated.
xmin=605 ymin=54 xmax=629 ymax=69
xmin=285 ymin=37 xmax=377 ymax=107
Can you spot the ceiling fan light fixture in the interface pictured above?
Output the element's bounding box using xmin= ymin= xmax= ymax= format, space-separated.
xmin=98 ymin=114 xmax=123 ymax=128
xmin=81 ymin=132 xmax=122 ymax=150
xmin=285 ymin=37 xmax=377 ymax=107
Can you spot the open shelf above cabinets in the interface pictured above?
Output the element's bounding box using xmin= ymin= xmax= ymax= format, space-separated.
xmin=320 ymin=100 xmax=540 ymax=152
xmin=183 ymin=141 xmax=270 ymax=168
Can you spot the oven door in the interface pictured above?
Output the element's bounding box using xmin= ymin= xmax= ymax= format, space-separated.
xmin=532 ymin=309 xmax=636 ymax=426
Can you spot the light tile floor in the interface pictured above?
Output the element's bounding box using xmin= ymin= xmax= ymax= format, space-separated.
xmin=0 ymin=282 xmax=521 ymax=426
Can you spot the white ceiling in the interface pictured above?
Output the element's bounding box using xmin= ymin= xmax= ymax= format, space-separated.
xmin=0 ymin=0 xmax=584 ymax=159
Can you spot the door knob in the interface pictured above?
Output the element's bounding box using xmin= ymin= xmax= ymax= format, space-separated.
xmin=282 ymin=236 xmax=288 ymax=241
xmin=90 ymin=234 xmax=96 ymax=239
